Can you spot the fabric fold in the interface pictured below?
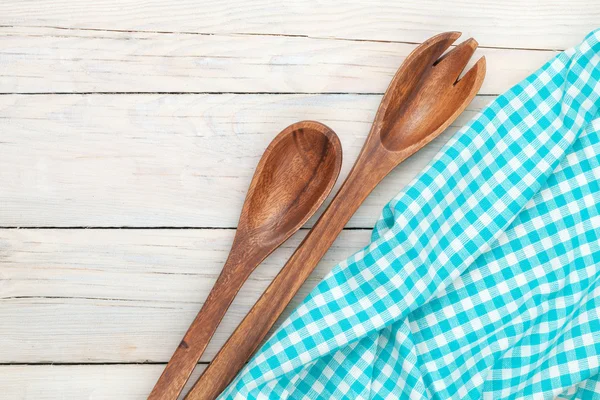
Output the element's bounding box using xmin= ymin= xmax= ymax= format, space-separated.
xmin=220 ymin=29 xmax=600 ymax=399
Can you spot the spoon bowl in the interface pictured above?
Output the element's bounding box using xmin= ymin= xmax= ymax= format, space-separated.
xmin=239 ymin=122 xmax=342 ymax=246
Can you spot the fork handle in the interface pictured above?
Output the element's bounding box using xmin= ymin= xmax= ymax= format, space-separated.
xmin=185 ymin=151 xmax=392 ymax=400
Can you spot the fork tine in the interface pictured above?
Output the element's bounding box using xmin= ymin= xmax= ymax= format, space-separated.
xmin=401 ymin=31 xmax=461 ymax=74
xmin=434 ymin=38 xmax=479 ymax=82
xmin=455 ymin=56 xmax=487 ymax=90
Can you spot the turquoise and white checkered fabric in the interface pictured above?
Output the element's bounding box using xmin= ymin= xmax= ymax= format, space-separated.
xmin=220 ymin=29 xmax=600 ymax=399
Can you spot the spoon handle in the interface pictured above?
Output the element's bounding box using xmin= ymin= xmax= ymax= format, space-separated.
xmin=149 ymin=256 xmax=250 ymax=400
xmin=185 ymin=150 xmax=394 ymax=400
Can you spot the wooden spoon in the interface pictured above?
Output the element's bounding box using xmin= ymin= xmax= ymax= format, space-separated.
xmin=149 ymin=121 xmax=342 ymax=400
xmin=186 ymin=31 xmax=486 ymax=400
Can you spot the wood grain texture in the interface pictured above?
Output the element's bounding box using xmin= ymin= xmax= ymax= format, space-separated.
xmin=0 ymin=365 xmax=206 ymax=400
xmin=0 ymin=0 xmax=597 ymax=50
xmin=1 ymin=3 xmax=597 ymax=398
xmin=0 ymin=26 xmax=554 ymax=94
xmin=0 ymin=228 xmax=371 ymax=363
xmin=0 ymin=94 xmax=490 ymax=228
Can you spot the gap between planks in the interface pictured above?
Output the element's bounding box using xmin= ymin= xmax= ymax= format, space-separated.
xmin=0 ymin=362 xmax=203 ymax=366
xmin=0 ymin=227 xmax=373 ymax=229
xmin=0 ymin=24 xmax=565 ymax=52
xmin=0 ymin=92 xmax=502 ymax=96
xmin=1 ymin=0 xmax=597 ymax=50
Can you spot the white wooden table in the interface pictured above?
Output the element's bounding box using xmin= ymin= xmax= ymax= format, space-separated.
xmin=1 ymin=1 xmax=598 ymax=398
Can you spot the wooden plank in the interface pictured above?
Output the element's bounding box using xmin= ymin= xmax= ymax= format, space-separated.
xmin=0 ymin=93 xmax=491 ymax=228
xmin=0 ymin=228 xmax=372 ymax=363
xmin=0 ymin=26 xmax=555 ymax=93
xmin=0 ymin=0 xmax=597 ymax=50
xmin=0 ymin=364 xmax=205 ymax=400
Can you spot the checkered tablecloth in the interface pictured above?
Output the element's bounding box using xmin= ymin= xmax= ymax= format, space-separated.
xmin=220 ymin=29 xmax=600 ymax=399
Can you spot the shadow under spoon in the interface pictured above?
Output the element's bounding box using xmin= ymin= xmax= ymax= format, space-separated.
xmin=148 ymin=121 xmax=343 ymax=400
